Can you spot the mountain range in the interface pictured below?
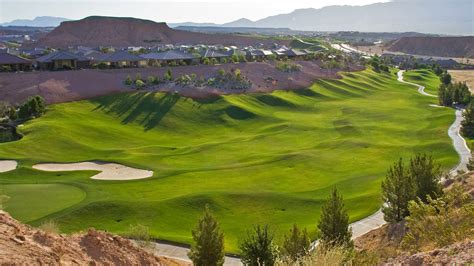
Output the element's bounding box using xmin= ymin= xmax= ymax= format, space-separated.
xmin=4 ymin=0 xmax=473 ymax=35
xmin=1 ymin=16 xmax=70 ymax=27
xmin=175 ymin=0 xmax=473 ymax=35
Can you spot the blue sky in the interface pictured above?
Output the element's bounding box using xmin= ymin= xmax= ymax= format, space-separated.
xmin=0 ymin=0 xmax=388 ymax=23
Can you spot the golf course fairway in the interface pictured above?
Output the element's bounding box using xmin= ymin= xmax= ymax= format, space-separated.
xmin=0 ymin=69 xmax=457 ymax=253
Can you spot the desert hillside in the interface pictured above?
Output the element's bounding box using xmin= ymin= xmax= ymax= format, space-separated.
xmin=387 ymin=36 xmax=474 ymax=58
xmin=36 ymin=16 xmax=285 ymax=48
xmin=0 ymin=211 xmax=185 ymax=265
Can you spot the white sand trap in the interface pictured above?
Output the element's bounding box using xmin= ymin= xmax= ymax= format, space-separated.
xmin=32 ymin=162 xmax=153 ymax=180
xmin=0 ymin=160 xmax=18 ymax=173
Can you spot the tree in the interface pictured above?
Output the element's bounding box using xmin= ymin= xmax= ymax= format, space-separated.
xmin=461 ymin=103 xmax=474 ymax=138
xmin=440 ymin=71 xmax=451 ymax=85
xmin=281 ymin=224 xmax=311 ymax=262
xmin=188 ymin=206 xmax=225 ymax=266
xmin=17 ymin=96 xmax=46 ymax=120
xmin=240 ymin=225 xmax=278 ymax=266
xmin=125 ymin=75 xmax=133 ymax=85
xmin=381 ymin=158 xmax=416 ymax=222
xmin=317 ymin=187 xmax=352 ymax=248
xmin=409 ymin=153 xmax=443 ymax=203
xmin=164 ymin=68 xmax=173 ymax=81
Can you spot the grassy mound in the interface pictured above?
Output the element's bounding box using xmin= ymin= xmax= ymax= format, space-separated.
xmin=0 ymin=69 xmax=457 ymax=253
xmin=403 ymin=69 xmax=440 ymax=95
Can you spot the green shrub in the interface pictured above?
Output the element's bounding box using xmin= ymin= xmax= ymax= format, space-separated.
xmin=125 ymin=75 xmax=133 ymax=85
xmin=135 ymin=79 xmax=145 ymax=89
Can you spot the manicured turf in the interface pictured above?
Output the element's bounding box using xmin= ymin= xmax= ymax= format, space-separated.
xmin=403 ymin=69 xmax=440 ymax=95
xmin=0 ymin=69 xmax=457 ymax=253
xmin=2 ymin=183 xmax=86 ymax=222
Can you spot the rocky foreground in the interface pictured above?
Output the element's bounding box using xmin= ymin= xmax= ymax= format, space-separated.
xmin=0 ymin=211 xmax=185 ymax=265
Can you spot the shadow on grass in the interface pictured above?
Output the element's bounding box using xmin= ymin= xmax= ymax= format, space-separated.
xmin=92 ymin=92 xmax=180 ymax=130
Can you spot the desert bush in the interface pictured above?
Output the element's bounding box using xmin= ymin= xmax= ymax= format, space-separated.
xmin=401 ymin=186 xmax=474 ymax=251
xmin=276 ymin=245 xmax=349 ymax=266
xmin=127 ymin=223 xmax=152 ymax=248
xmin=212 ymin=68 xmax=251 ymax=90
xmin=0 ymin=193 xmax=9 ymax=210
xmin=39 ymin=220 xmax=60 ymax=234
xmin=275 ymin=62 xmax=302 ymax=73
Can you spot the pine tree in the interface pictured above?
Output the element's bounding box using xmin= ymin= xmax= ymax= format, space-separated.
xmin=381 ymin=158 xmax=416 ymax=222
xmin=188 ymin=206 xmax=225 ymax=266
xmin=462 ymin=103 xmax=474 ymax=138
xmin=409 ymin=153 xmax=443 ymax=203
xmin=281 ymin=224 xmax=311 ymax=261
xmin=240 ymin=225 xmax=278 ymax=266
xmin=317 ymin=187 xmax=352 ymax=247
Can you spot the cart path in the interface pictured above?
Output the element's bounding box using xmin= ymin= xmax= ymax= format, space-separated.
xmin=345 ymin=70 xmax=471 ymax=243
xmin=0 ymin=71 xmax=469 ymax=264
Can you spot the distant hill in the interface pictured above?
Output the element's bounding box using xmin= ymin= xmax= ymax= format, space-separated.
xmin=222 ymin=18 xmax=255 ymax=28
xmin=221 ymin=0 xmax=473 ymax=35
xmin=36 ymin=16 xmax=287 ymax=48
xmin=387 ymin=36 xmax=474 ymax=58
xmin=1 ymin=16 xmax=70 ymax=27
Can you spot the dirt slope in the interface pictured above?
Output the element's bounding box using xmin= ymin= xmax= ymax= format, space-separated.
xmin=387 ymin=36 xmax=474 ymax=59
xmin=0 ymin=211 xmax=186 ymax=265
xmin=0 ymin=61 xmax=361 ymax=105
xmin=36 ymin=16 xmax=286 ymax=48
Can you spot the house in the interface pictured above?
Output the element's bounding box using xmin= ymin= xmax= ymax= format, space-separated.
xmin=96 ymin=51 xmax=147 ymax=68
xmin=140 ymin=50 xmax=199 ymax=66
xmin=0 ymin=53 xmax=32 ymax=71
xmin=19 ymin=48 xmax=49 ymax=58
xmin=35 ymin=51 xmax=90 ymax=70
xmin=246 ymin=49 xmax=273 ymax=61
xmin=226 ymin=49 xmax=247 ymax=59
xmin=200 ymin=49 xmax=229 ymax=63
xmin=285 ymin=49 xmax=307 ymax=59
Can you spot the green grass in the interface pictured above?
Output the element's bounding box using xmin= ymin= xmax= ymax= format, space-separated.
xmin=290 ymin=38 xmax=327 ymax=51
xmin=2 ymin=183 xmax=86 ymax=222
xmin=403 ymin=69 xmax=440 ymax=95
xmin=0 ymin=69 xmax=457 ymax=253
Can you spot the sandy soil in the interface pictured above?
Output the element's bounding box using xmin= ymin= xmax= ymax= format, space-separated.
xmin=0 ymin=211 xmax=185 ymax=265
xmin=449 ymin=70 xmax=474 ymax=92
xmin=0 ymin=61 xmax=362 ymax=105
xmin=32 ymin=161 xmax=153 ymax=180
xmin=0 ymin=160 xmax=17 ymax=173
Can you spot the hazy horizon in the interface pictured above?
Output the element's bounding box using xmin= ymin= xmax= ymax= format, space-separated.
xmin=0 ymin=0 xmax=389 ymax=24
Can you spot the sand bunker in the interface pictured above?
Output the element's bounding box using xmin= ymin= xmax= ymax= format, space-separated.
xmin=32 ymin=162 xmax=153 ymax=180
xmin=0 ymin=160 xmax=18 ymax=173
